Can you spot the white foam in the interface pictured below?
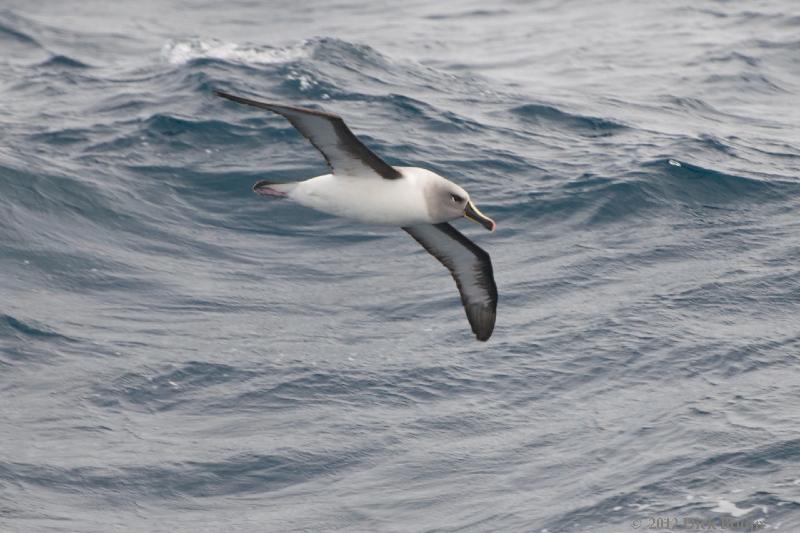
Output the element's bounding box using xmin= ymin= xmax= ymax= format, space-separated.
xmin=287 ymin=68 xmax=317 ymax=91
xmin=711 ymin=499 xmax=756 ymax=518
xmin=162 ymin=38 xmax=309 ymax=66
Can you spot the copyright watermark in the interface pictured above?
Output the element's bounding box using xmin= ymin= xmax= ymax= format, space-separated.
xmin=631 ymin=516 xmax=766 ymax=530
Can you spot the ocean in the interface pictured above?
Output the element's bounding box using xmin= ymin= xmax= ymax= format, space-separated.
xmin=1 ymin=0 xmax=799 ymax=531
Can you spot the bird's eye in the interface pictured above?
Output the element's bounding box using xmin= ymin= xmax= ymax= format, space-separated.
xmin=451 ymin=194 xmax=463 ymax=203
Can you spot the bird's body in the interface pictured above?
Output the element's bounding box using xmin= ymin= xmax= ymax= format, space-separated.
xmin=215 ymin=90 xmax=499 ymax=341
xmin=265 ymin=168 xmax=458 ymax=227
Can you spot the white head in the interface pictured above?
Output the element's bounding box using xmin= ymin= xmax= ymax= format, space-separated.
xmin=414 ymin=168 xmax=496 ymax=231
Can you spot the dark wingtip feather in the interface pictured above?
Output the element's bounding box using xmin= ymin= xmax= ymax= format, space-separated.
xmin=213 ymin=90 xmax=264 ymax=108
xmin=467 ymin=304 xmax=496 ymax=341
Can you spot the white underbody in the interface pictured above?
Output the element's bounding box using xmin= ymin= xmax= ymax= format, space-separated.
xmin=272 ymin=167 xmax=445 ymax=227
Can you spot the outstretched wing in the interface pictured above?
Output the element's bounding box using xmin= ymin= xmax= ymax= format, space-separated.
xmin=215 ymin=90 xmax=401 ymax=180
xmin=404 ymin=223 xmax=497 ymax=341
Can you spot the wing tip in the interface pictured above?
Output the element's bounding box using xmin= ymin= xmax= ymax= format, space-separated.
xmin=213 ymin=89 xmax=277 ymax=111
xmin=214 ymin=89 xmax=235 ymax=100
xmin=213 ymin=89 xmax=341 ymax=120
xmin=468 ymin=305 xmax=496 ymax=342
xmin=474 ymin=326 xmax=495 ymax=341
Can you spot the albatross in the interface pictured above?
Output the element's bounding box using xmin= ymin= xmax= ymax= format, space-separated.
xmin=215 ymin=90 xmax=498 ymax=341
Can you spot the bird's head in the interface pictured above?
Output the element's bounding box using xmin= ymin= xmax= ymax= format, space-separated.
xmin=423 ymin=170 xmax=496 ymax=232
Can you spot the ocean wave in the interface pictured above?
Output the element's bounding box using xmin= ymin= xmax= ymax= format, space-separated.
xmin=0 ymin=161 xmax=129 ymax=227
xmin=505 ymin=156 xmax=796 ymax=229
xmin=0 ymin=314 xmax=74 ymax=342
xmin=0 ymin=314 xmax=78 ymax=364
xmin=642 ymin=158 xmax=788 ymax=202
xmin=0 ymin=450 xmax=367 ymax=499
xmin=89 ymin=362 xmax=500 ymax=413
xmin=0 ymin=21 xmax=40 ymax=47
xmin=161 ymin=38 xmax=311 ymax=66
xmin=159 ymin=36 xmax=489 ymax=105
xmin=0 ymin=17 xmax=48 ymax=66
xmin=88 ymin=361 xmax=259 ymax=411
xmin=510 ymin=103 xmax=627 ymax=135
xmin=36 ymin=54 xmax=90 ymax=69
xmin=704 ymin=72 xmax=789 ymax=94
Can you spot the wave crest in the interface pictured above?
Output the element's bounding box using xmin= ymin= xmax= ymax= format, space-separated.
xmin=161 ymin=38 xmax=310 ymax=66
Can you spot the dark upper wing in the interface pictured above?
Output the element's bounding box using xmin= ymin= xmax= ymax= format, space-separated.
xmin=403 ymin=223 xmax=497 ymax=341
xmin=215 ymin=90 xmax=401 ymax=180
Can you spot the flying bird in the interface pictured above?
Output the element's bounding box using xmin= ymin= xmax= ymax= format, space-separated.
xmin=215 ymin=90 xmax=498 ymax=341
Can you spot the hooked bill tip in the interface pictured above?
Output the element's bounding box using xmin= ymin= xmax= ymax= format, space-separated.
xmin=464 ymin=200 xmax=496 ymax=232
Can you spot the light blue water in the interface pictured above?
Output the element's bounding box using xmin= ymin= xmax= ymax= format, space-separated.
xmin=1 ymin=1 xmax=799 ymax=531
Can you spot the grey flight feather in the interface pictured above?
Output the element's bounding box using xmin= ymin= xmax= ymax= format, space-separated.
xmin=215 ymin=90 xmax=401 ymax=180
xmin=403 ymin=223 xmax=497 ymax=341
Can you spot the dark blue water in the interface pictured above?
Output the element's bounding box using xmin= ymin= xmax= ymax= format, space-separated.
xmin=2 ymin=1 xmax=799 ymax=531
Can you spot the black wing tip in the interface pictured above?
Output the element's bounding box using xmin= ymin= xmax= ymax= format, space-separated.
xmin=468 ymin=305 xmax=496 ymax=341
xmin=213 ymin=89 xmax=340 ymax=119
xmin=214 ymin=89 xmax=242 ymax=102
xmin=213 ymin=90 xmax=265 ymax=107
xmin=474 ymin=323 xmax=495 ymax=341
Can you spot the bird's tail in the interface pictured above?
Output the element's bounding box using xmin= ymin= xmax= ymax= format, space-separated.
xmin=252 ymin=180 xmax=297 ymax=198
